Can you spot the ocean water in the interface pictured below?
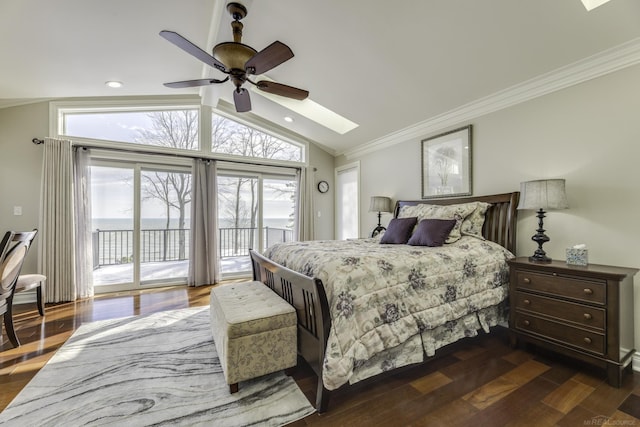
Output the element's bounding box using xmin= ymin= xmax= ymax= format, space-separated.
xmin=92 ymin=217 xmax=292 ymax=230
xmin=93 ymin=218 xmax=187 ymax=231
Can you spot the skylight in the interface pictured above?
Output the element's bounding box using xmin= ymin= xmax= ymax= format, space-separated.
xmin=580 ymin=0 xmax=612 ymax=11
xmin=250 ymin=79 xmax=359 ymax=135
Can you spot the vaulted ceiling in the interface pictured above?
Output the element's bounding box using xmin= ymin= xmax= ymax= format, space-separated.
xmin=1 ymin=0 xmax=639 ymax=155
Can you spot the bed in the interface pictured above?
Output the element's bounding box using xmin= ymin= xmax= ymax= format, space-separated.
xmin=249 ymin=191 xmax=519 ymax=413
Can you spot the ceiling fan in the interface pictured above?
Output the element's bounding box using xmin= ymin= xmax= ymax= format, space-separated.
xmin=160 ymin=2 xmax=309 ymax=113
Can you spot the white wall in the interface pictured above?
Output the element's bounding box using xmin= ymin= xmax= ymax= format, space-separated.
xmin=308 ymin=142 xmax=335 ymax=240
xmin=0 ymin=102 xmax=48 ymax=273
xmin=337 ymin=63 xmax=640 ymax=356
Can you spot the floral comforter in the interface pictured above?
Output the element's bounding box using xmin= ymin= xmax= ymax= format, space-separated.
xmin=263 ymin=236 xmax=514 ymax=390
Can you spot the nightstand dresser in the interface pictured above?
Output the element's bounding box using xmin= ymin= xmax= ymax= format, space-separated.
xmin=507 ymin=257 xmax=637 ymax=387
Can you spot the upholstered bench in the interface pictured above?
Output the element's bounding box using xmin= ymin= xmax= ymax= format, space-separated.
xmin=209 ymin=280 xmax=297 ymax=393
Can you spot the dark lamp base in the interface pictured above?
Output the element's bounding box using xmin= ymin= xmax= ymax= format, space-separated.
xmin=529 ymin=254 xmax=552 ymax=263
xmin=371 ymin=225 xmax=386 ymax=238
xmin=529 ymin=208 xmax=552 ymax=263
xmin=371 ymin=211 xmax=386 ymax=237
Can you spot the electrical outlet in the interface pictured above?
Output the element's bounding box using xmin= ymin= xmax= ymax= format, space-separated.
xmin=13 ymin=206 xmax=22 ymax=216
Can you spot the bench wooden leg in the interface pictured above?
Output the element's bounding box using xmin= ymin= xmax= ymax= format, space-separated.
xmin=230 ymin=383 xmax=238 ymax=394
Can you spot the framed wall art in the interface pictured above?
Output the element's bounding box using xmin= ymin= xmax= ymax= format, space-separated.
xmin=421 ymin=125 xmax=472 ymax=199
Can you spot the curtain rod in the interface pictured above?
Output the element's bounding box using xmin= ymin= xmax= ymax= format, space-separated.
xmin=30 ymin=137 xmax=303 ymax=171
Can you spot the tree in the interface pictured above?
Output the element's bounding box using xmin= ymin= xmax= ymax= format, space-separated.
xmin=213 ymin=114 xmax=299 ymax=251
xmin=135 ymin=110 xmax=197 ymax=259
xmin=134 ymin=111 xmax=301 ymax=258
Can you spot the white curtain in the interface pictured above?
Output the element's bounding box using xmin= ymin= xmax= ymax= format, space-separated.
xmin=296 ymin=167 xmax=315 ymax=241
xmin=188 ymin=159 xmax=220 ymax=286
xmin=74 ymin=147 xmax=93 ymax=298
xmin=39 ymin=138 xmax=76 ymax=302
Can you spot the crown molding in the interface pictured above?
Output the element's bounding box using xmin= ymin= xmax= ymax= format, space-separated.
xmin=0 ymin=98 xmax=52 ymax=110
xmin=341 ymin=36 xmax=640 ymax=159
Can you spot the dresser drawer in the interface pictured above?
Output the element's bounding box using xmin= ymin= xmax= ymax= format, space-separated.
xmin=515 ymin=271 xmax=606 ymax=305
xmin=514 ymin=313 xmax=605 ymax=355
xmin=514 ymin=291 xmax=605 ymax=331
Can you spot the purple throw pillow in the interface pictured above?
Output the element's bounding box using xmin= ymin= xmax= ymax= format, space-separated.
xmin=380 ymin=217 xmax=418 ymax=244
xmin=407 ymin=219 xmax=457 ymax=247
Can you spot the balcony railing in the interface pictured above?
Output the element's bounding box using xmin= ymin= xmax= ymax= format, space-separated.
xmin=92 ymin=227 xmax=294 ymax=269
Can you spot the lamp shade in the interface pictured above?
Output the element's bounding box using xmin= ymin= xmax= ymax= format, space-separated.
xmin=369 ymin=196 xmax=392 ymax=213
xmin=517 ymin=179 xmax=569 ymax=210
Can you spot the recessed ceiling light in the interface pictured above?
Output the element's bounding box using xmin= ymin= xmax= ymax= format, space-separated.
xmin=284 ymin=116 xmax=294 ymax=123
xmin=105 ymin=81 xmax=123 ymax=88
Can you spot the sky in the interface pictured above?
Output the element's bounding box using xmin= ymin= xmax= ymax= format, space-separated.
xmin=66 ymin=111 xmax=177 ymax=144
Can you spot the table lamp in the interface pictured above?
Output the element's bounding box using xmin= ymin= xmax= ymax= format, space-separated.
xmin=369 ymin=196 xmax=392 ymax=237
xmin=517 ymin=179 xmax=569 ymax=263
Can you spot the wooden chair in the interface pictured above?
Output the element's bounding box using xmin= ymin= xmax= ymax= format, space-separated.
xmin=10 ymin=229 xmax=45 ymax=316
xmin=0 ymin=230 xmax=38 ymax=347
xmin=14 ymin=274 xmax=46 ymax=316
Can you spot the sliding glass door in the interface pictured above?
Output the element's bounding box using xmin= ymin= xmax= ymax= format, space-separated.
xmin=217 ymin=171 xmax=298 ymax=277
xmin=91 ymin=165 xmax=135 ymax=286
xmin=90 ymin=156 xmax=298 ymax=286
xmin=91 ymin=160 xmax=191 ymax=292
xmin=139 ymin=168 xmax=191 ymax=283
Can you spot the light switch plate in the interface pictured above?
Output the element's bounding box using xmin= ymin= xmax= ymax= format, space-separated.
xmin=13 ymin=206 xmax=22 ymax=216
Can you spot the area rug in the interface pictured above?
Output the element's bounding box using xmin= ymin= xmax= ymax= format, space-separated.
xmin=0 ymin=306 xmax=315 ymax=426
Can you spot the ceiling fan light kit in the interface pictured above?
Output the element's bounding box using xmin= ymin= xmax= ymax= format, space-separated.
xmin=160 ymin=2 xmax=309 ymax=113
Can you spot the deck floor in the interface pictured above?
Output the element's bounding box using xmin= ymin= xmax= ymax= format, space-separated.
xmin=93 ymin=256 xmax=251 ymax=285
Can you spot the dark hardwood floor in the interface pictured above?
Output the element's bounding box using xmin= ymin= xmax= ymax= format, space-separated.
xmin=2 ymin=285 xmax=639 ymax=426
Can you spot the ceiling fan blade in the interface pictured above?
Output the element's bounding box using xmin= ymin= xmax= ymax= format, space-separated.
xmin=164 ymin=77 xmax=229 ymax=88
xmin=245 ymin=41 xmax=294 ymax=75
xmin=256 ymin=81 xmax=309 ymax=100
xmin=233 ymin=88 xmax=252 ymax=112
xmin=160 ymin=30 xmax=227 ymax=73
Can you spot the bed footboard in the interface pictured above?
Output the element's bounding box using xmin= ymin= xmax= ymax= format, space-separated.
xmin=249 ymin=249 xmax=332 ymax=412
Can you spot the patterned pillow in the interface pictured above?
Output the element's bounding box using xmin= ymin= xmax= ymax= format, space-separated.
xmin=380 ymin=217 xmax=418 ymax=244
xmin=398 ymin=203 xmax=477 ymax=243
xmin=407 ymin=219 xmax=457 ymax=247
xmin=460 ymin=202 xmax=491 ymax=238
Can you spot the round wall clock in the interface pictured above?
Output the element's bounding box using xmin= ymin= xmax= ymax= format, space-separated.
xmin=317 ymin=180 xmax=329 ymax=193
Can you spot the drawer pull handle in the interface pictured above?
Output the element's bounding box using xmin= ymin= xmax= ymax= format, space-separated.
xmin=523 ymin=278 xmax=531 ymax=284
xmin=583 ymin=313 xmax=592 ymax=320
xmin=583 ymin=337 xmax=592 ymax=344
xmin=583 ymin=288 xmax=594 ymax=295
xmin=523 ymin=299 xmax=531 ymax=305
xmin=523 ymin=320 xmax=530 ymax=326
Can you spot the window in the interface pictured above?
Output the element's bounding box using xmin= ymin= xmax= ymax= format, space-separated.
xmin=52 ymin=100 xmax=307 ymax=288
xmin=90 ymin=159 xmax=192 ymax=292
xmin=335 ymin=162 xmax=360 ymax=240
xmin=61 ymin=107 xmax=200 ymax=150
xmin=217 ymin=169 xmax=298 ymax=278
xmin=212 ymin=113 xmax=303 ymax=162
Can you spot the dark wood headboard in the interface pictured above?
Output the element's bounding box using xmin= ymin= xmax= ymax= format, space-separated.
xmin=395 ymin=192 xmax=520 ymax=254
